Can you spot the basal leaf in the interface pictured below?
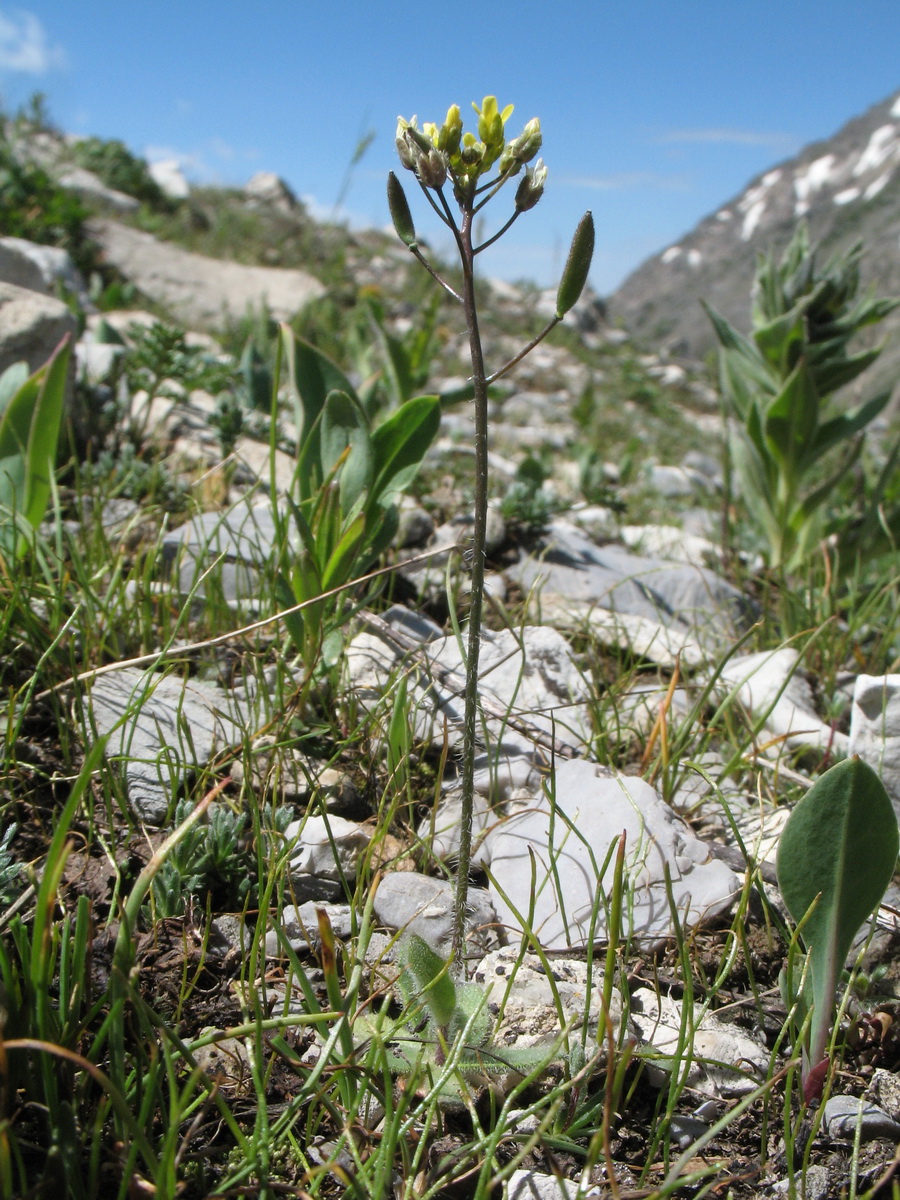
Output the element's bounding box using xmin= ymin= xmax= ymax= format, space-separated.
xmin=776 ymin=757 xmax=898 ymax=1078
xmin=321 ymin=389 xmax=373 ymax=516
xmin=370 ymin=394 xmax=440 ymax=503
xmin=402 ymin=934 xmax=457 ymax=1032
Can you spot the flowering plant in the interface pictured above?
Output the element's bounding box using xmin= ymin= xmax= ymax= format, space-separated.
xmin=389 ymin=97 xmax=594 ymax=963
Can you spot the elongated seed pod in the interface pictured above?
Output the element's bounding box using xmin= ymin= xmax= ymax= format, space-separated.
xmin=387 ymin=171 xmax=417 ymax=249
xmin=556 ymin=211 xmax=595 ymax=318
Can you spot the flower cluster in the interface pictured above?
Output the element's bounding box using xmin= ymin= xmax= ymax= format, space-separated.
xmin=396 ymin=96 xmax=544 ymax=206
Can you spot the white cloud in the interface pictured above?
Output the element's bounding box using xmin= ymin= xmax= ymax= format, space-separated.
xmin=558 ymin=171 xmax=690 ymax=192
xmin=657 ymin=128 xmax=797 ymax=149
xmin=0 ymin=9 xmax=65 ymax=73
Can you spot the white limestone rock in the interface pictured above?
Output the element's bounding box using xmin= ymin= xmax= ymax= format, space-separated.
xmin=473 ymin=945 xmax=624 ymax=1059
xmin=284 ymin=815 xmax=371 ymax=882
xmin=848 ymin=674 xmax=900 ymax=809
xmin=716 ymin=647 xmax=848 ymax=753
xmin=630 ymin=987 xmax=769 ymax=1097
xmin=87 ymin=667 xmax=250 ymax=824
xmin=482 ymin=759 xmax=739 ymax=949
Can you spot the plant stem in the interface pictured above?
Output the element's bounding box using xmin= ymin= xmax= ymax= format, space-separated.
xmin=452 ymin=205 xmax=489 ymax=968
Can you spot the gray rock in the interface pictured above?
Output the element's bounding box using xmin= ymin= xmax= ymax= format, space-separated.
xmin=620 ymin=524 xmax=720 ymax=569
xmin=630 ymin=987 xmax=768 ymax=1097
xmin=87 ymin=218 xmax=325 ymax=328
xmin=716 ymin=648 xmax=849 ymax=753
xmin=421 ymin=788 xmax=495 ymax=867
xmin=474 ymin=946 xmax=623 ymax=1060
xmin=770 ymin=1164 xmax=829 ymax=1200
xmin=869 ymin=1068 xmax=900 ymax=1120
xmin=208 ymin=915 xmax=246 ymax=959
xmin=284 ymin=815 xmax=371 ymax=882
xmin=0 ymin=281 xmax=77 ymax=380
xmin=0 ymin=238 xmax=50 ymax=292
xmin=668 ymin=1113 xmax=712 ymax=1149
xmin=86 ymin=667 xmax=250 ymax=823
xmin=396 ymin=498 xmax=434 ymax=548
xmin=245 ymin=171 xmax=298 ymax=212
xmin=644 ymin=462 xmax=714 ymax=498
xmin=849 ymin=674 xmax=900 ymax=810
xmin=823 ymin=1095 xmax=900 ymax=1141
xmin=149 ymin=159 xmax=190 ymax=199
xmin=507 ymin=520 xmax=744 ymax=646
xmin=75 ymin=340 xmax=123 ymax=385
xmin=373 ymin=872 xmax=497 ymax=958
xmin=266 ymin=901 xmax=354 ymax=957
xmin=506 ymin=1169 xmax=580 ymax=1200
xmin=58 ymin=165 xmax=140 ymax=212
xmin=482 ymin=759 xmax=740 ymax=949
xmin=0 ymin=237 xmax=91 ymax=310
xmin=161 ymin=500 xmax=290 ymax=603
xmin=347 ymin=622 xmax=592 ymax=757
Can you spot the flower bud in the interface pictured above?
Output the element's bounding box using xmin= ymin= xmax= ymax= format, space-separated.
xmin=515 ymin=159 xmax=547 ymax=211
xmin=396 ymin=134 xmax=416 ymax=172
xmin=403 ymin=118 xmax=433 ymax=155
xmin=439 ymin=104 xmax=462 ymax=156
xmin=516 ymin=118 xmax=542 ymax=164
xmin=556 ymin=211 xmax=595 ymax=318
xmin=387 ymin=171 xmax=417 ymax=248
xmin=417 ymin=148 xmax=448 ymax=190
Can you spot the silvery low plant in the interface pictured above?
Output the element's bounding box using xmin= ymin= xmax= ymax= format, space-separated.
xmin=389 ymin=96 xmax=594 ymax=965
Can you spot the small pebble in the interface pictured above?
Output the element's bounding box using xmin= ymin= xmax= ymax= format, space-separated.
xmin=823 ymin=1095 xmax=900 ymax=1141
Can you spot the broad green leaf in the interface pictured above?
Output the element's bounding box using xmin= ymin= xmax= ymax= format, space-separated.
xmin=752 ymin=302 xmax=807 ymax=375
xmin=0 ymin=361 xmax=28 ymax=417
xmin=763 ymin=357 xmax=819 ymax=474
xmin=809 ymin=344 xmax=880 ymax=397
xmin=809 ymin=390 xmax=891 ymax=464
xmin=402 ymin=934 xmax=457 ymax=1031
xmin=280 ymin=326 xmax=360 ymax=462
xmin=370 ymin=394 xmax=440 ymax=503
xmin=776 ymin=757 xmax=898 ymax=1081
xmin=321 ymin=389 xmax=373 ymax=516
xmin=363 ymin=502 xmax=400 ymax=563
xmin=275 ymin=571 xmax=308 ymax=656
xmin=703 ymin=301 xmax=777 ymax=385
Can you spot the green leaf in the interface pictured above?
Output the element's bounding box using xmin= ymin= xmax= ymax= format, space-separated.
xmin=321 ymin=510 xmax=367 ymax=591
xmin=776 ymin=757 xmax=898 ymax=1081
xmin=810 ymin=344 xmax=881 ymax=397
xmin=0 ymin=336 xmax=70 ymax=557
xmin=809 ymin=390 xmax=891 ymax=464
xmin=752 ymin=301 xmax=808 ymax=375
xmin=321 ymin=389 xmax=373 ymax=515
xmin=367 ymin=302 xmax=415 ymax=410
xmin=281 ymin=326 xmax=361 ymax=456
xmin=763 ymin=357 xmax=819 ymax=474
xmin=370 ymin=393 xmax=440 ymax=504
xmin=0 ymin=361 xmax=28 ymax=417
xmin=401 ymin=934 xmax=457 ymax=1032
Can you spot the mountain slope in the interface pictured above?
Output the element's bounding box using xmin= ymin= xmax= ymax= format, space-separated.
xmin=609 ymin=89 xmax=900 ymax=398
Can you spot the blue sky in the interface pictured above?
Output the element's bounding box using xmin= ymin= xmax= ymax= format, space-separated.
xmin=2 ymin=2 xmax=899 ymax=294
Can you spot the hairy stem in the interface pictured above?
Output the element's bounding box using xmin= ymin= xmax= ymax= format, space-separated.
xmin=452 ymin=205 xmax=490 ymax=968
